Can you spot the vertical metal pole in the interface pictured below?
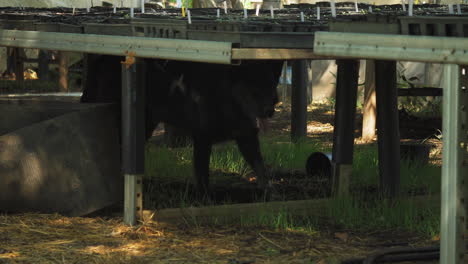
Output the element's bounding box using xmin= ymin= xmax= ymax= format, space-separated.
xmin=331 ymin=59 xmax=359 ymax=196
xmin=440 ymin=64 xmax=466 ymax=264
xmin=122 ymin=58 xmax=145 ymax=226
xmin=362 ymin=60 xmax=377 ymax=142
xmin=291 ymin=60 xmax=309 ymax=142
xmin=375 ymin=60 xmax=400 ymax=198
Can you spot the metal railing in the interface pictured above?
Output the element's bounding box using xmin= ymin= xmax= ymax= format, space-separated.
xmin=314 ymin=31 xmax=467 ymax=264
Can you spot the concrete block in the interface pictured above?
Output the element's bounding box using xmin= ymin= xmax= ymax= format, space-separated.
xmin=0 ymin=102 xmax=122 ymax=216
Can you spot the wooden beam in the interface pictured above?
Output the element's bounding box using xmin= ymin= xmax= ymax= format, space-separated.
xmin=14 ymin=48 xmax=24 ymax=81
xmin=58 ymin=51 xmax=69 ymax=92
xmin=38 ymin=50 xmax=50 ymax=81
xmin=375 ymin=60 xmax=400 ymax=198
xmin=143 ymin=195 xmax=440 ymax=224
xmin=332 ymin=59 xmax=360 ymax=196
xmin=231 ymin=49 xmax=329 ymax=60
xmin=362 ymin=60 xmax=377 ymax=142
xmin=397 ymin=87 xmax=443 ymax=96
xmin=291 ymin=60 xmax=309 ymax=142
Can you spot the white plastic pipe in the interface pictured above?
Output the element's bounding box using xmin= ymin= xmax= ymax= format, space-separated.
xmin=187 ymin=9 xmax=192 ymax=24
xmin=300 ymin=11 xmax=304 ymax=22
xmin=270 ymin=6 xmax=274 ymax=19
xmin=317 ymin=6 xmax=320 ymax=20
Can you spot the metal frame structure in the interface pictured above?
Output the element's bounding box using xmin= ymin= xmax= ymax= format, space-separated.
xmin=314 ymin=31 xmax=467 ymax=264
xmin=0 ymin=29 xmax=233 ymax=64
xmin=0 ymin=18 xmax=465 ymax=263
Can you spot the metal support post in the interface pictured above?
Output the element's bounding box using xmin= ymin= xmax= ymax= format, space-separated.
xmin=440 ymin=64 xmax=466 ymax=264
xmin=375 ymin=60 xmax=400 ymax=198
xmin=331 ymin=59 xmax=360 ymax=196
xmin=291 ymin=60 xmax=309 ymax=142
xmin=122 ymin=58 xmax=145 ymax=226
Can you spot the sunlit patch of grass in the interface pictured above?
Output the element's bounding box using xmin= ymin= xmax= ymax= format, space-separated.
xmin=328 ymin=195 xmax=439 ymax=237
xmin=145 ymin=144 xmax=192 ymax=182
xmin=242 ymin=211 xmax=321 ymax=234
xmin=144 ymin=136 xmax=441 ymax=237
xmin=261 ymin=137 xmax=324 ymax=170
xmin=351 ymin=144 xmax=440 ymax=196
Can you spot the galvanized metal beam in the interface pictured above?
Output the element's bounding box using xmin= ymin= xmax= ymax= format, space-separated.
xmin=440 ymin=64 xmax=466 ymax=264
xmin=0 ymin=29 xmax=232 ymax=64
xmin=122 ymin=59 xmax=145 ymax=226
xmin=314 ymin=32 xmax=468 ymax=65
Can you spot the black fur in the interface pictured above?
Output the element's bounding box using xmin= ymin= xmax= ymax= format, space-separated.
xmin=81 ymin=56 xmax=283 ymax=192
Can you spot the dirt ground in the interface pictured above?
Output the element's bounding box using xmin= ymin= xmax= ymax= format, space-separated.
xmin=0 ymin=102 xmax=451 ymax=264
xmin=0 ymin=213 xmax=442 ymax=264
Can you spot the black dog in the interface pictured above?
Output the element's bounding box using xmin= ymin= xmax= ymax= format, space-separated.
xmin=81 ymin=56 xmax=283 ymax=192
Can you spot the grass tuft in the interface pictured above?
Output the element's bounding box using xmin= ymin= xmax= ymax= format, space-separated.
xmin=144 ymin=136 xmax=441 ymax=237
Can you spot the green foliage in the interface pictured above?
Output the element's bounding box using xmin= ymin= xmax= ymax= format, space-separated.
xmin=144 ymin=137 xmax=440 ymax=236
xmin=397 ymin=62 xmax=442 ymax=117
xmin=328 ymin=195 xmax=439 ymax=236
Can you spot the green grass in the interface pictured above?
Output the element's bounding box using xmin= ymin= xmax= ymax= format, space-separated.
xmin=144 ymin=136 xmax=441 ymax=237
xmin=145 ymin=136 xmax=324 ymax=182
xmin=328 ymin=195 xmax=439 ymax=236
xmin=351 ymin=145 xmax=440 ymax=195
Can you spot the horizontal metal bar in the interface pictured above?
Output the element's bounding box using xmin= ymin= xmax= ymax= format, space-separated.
xmin=314 ymin=32 xmax=468 ymax=64
xmin=0 ymin=30 xmax=232 ymax=64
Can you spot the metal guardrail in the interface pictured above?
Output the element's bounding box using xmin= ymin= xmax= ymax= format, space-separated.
xmin=314 ymin=31 xmax=467 ymax=264
xmin=313 ymin=31 xmax=468 ymax=64
xmin=0 ymin=29 xmax=233 ymax=64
